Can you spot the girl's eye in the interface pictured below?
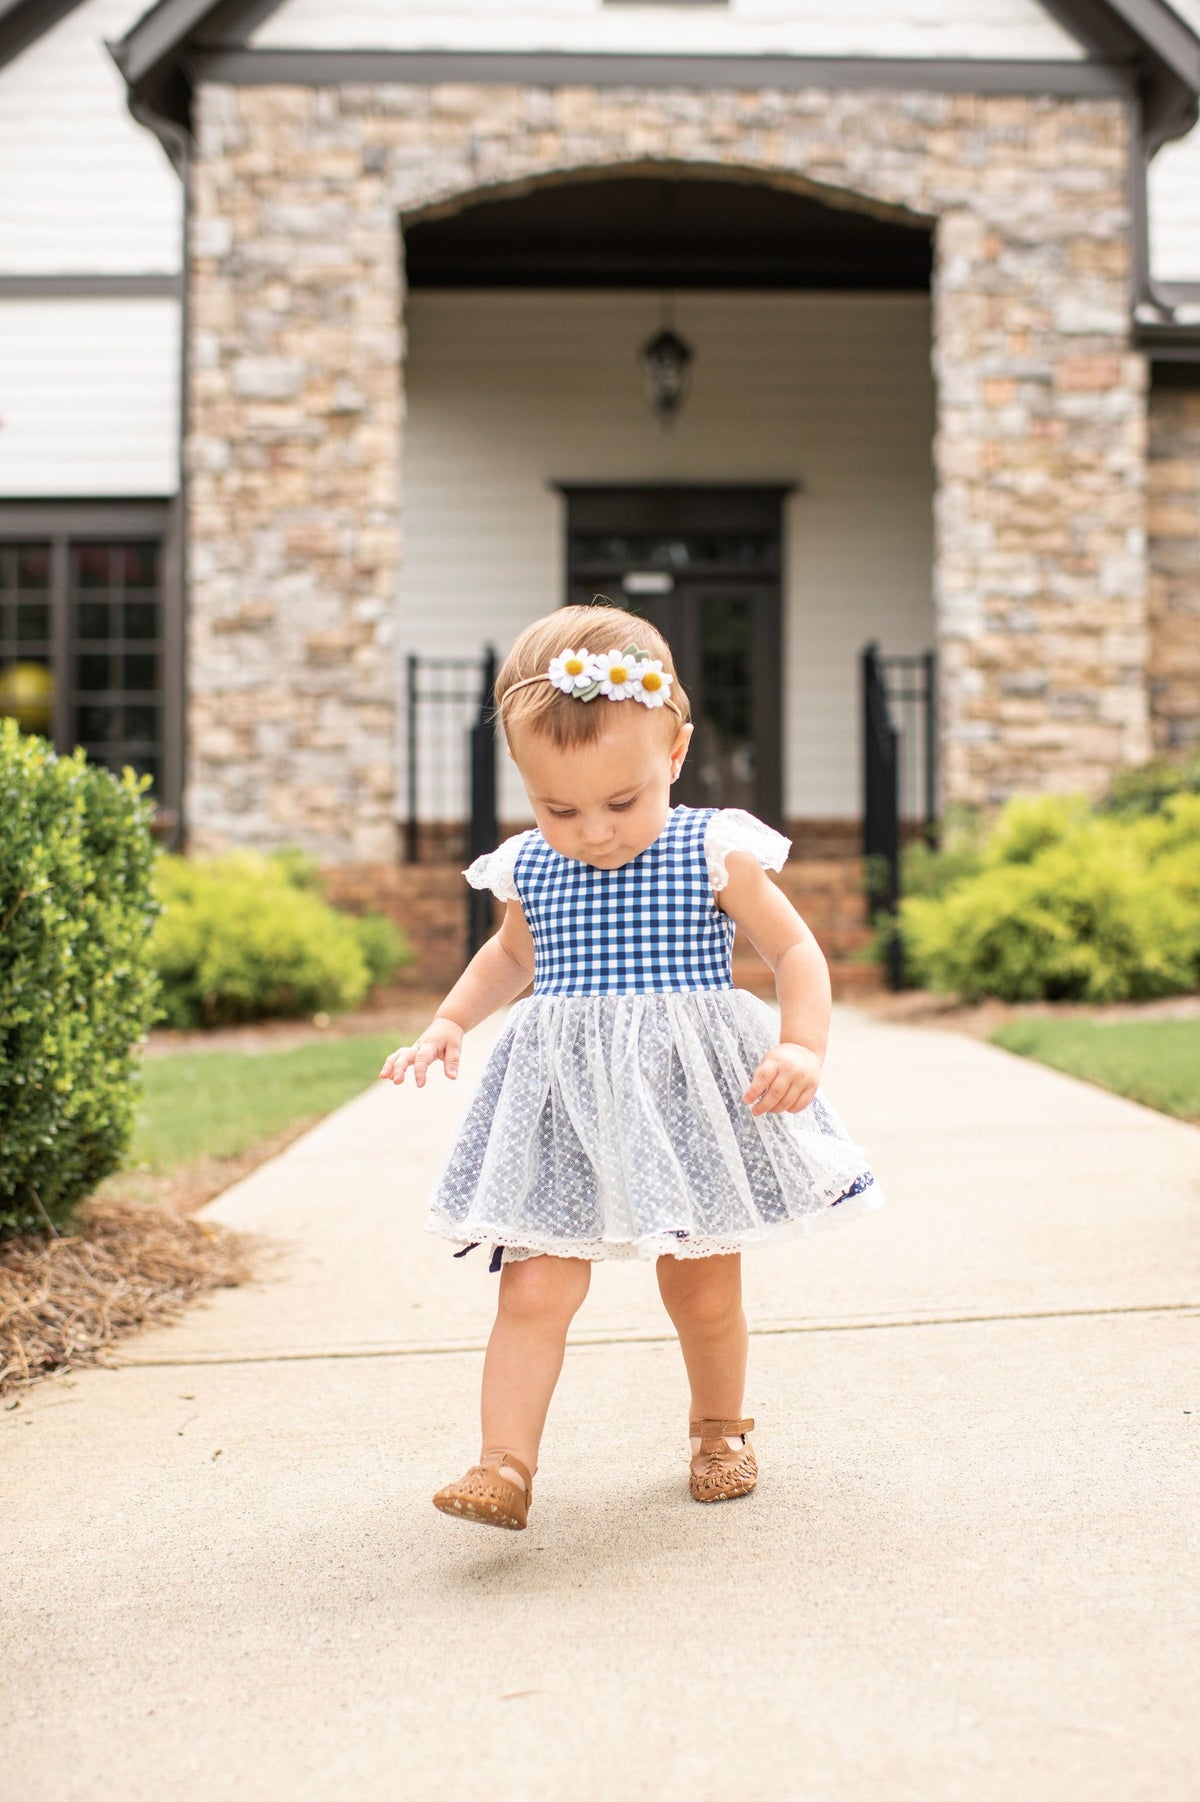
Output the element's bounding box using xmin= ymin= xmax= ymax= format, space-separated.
xmin=545 ymin=797 xmax=638 ymax=818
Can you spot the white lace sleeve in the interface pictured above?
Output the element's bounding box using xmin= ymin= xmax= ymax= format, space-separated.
xmin=462 ymin=830 xmax=534 ymax=902
xmin=705 ymin=809 xmax=792 ymax=891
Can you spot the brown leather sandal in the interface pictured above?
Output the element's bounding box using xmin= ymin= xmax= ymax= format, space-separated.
xmin=689 ymin=1417 xmax=757 ymax=1503
xmin=432 ymin=1450 xmax=534 ymax=1530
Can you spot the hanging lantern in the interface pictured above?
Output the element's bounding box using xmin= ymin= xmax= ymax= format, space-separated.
xmin=638 ymin=302 xmax=694 ymax=428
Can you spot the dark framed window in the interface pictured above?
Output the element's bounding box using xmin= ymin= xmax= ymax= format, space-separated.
xmin=0 ymin=501 xmax=181 ymax=834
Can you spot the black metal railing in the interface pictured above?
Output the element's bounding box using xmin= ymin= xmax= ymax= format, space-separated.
xmin=401 ymin=646 xmax=499 ymax=963
xmin=881 ymin=649 xmax=938 ymax=846
xmin=466 ymin=647 xmax=499 ymax=960
xmin=404 ymin=648 xmax=497 ymax=865
xmin=861 ymin=643 xmax=937 ymax=990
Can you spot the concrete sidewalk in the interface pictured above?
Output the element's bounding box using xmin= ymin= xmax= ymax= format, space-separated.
xmin=3 ymin=1007 xmax=1198 ymax=1802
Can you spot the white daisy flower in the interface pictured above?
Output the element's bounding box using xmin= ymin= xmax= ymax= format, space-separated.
xmin=596 ymin=649 xmax=641 ymax=699
xmin=632 ymin=658 xmax=673 ymax=708
xmin=548 ymin=648 xmax=600 ymax=693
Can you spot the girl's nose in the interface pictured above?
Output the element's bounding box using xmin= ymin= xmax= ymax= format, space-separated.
xmin=579 ymin=817 xmax=614 ymax=846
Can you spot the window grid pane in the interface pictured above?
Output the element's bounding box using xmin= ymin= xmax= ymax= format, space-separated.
xmin=1 ymin=531 xmax=164 ymax=791
xmin=68 ymin=539 xmax=162 ymax=789
xmin=0 ymin=541 xmax=56 ymax=736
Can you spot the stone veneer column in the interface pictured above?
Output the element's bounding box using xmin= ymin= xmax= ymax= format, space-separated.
xmin=187 ymin=82 xmax=1151 ymax=850
xmin=1147 ymin=378 xmax=1200 ymax=751
xmin=188 ymin=86 xmax=403 ymax=859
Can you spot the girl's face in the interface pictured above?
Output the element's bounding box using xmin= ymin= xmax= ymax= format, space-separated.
xmin=508 ymin=704 xmax=693 ymax=868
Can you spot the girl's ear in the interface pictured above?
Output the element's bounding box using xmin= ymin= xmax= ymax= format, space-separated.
xmin=670 ymin=720 xmax=694 ymax=781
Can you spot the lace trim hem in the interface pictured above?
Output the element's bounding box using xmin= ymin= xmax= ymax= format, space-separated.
xmin=425 ymin=1173 xmax=884 ymax=1266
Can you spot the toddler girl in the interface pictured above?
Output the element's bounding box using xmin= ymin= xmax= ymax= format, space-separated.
xmin=381 ymin=602 xmax=883 ymax=1529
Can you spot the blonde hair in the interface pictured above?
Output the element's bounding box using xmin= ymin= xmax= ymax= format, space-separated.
xmin=495 ymin=601 xmax=691 ymax=748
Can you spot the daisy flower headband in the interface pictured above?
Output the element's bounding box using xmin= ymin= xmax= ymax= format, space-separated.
xmin=503 ymin=644 xmax=682 ymax=719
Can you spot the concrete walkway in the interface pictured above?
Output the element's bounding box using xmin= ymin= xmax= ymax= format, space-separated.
xmin=3 ymin=1007 xmax=1198 ymax=1802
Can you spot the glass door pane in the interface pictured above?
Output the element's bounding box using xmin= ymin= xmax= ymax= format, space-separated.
xmin=689 ymin=591 xmax=757 ymax=811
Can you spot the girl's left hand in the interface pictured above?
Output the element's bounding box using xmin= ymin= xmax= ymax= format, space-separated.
xmin=743 ymin=1042 xmax=823 ymax=1115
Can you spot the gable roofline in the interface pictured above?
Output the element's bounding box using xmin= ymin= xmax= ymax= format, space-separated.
xmin=1042 ymin=0 xmax=1200 ymax=145
xmin=109 ymin=0 xmax=1200 ymax=147
xmin=0 ymin=0 xmax=87 ymax=73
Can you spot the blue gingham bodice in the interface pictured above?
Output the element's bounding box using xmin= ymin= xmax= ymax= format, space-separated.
xmin=512 ymin=805 xmax=733 ymax=997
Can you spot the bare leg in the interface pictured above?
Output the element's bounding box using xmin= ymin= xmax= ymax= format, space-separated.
xmin=656 ymin=1252 xmax=749 ymax=1447
xmin=479 ymin=1254 xmax=592 ymax=1490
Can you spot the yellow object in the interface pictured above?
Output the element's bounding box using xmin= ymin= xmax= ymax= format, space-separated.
xmin=0 ymin=661 xmax=54 ymax=735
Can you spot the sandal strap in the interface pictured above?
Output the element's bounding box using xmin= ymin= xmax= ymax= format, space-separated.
xmin=478 ymin=1449 xmax=533 ymax=1499
xmin=690 ymin=1417 xmax=754 ymax=1439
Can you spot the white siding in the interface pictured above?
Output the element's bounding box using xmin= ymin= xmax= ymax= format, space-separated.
xmin=0 ymin=299 xmax=180 ymax=494
xmin=1149 ymin=4 xmax=1200 ymax=282
xmin=1150 ymin=124 xmax=1200 ymax=284
xmin=1165 ymin=0 xmax=1200 ymax=30
xmin=255 ymin=0 xmax=1083 ymax=60
xmin=399 ymin=289 xmax=934 ymax=823
xmin=0 ymin=0 xmax=181 ymax=275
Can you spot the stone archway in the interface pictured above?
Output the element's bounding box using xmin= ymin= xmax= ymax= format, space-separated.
xmin=187 ymin=80 xmax=1147 ymax=858
xmin=396 ymin=163 xmax=936 ymax=841
xmin=399 ymin=159 xmax=934 ymax=287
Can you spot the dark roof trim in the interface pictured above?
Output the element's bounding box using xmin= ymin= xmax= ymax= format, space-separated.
xmin=0 ymin=499 xmax=172 ymax=534
xmin=0 ymin=273 xmax=182 ymax=297
xmin=0 ymin=0 xmax=85 ymax=74
xmin=112 ymin=0 xmax=215 ymax=87
xmin=1136 ymin=318 xmax=1200 ymax=358
xmin=108 ymin=0 xmax=1200 ymax=143
xmin=185 ymin=48 xmax=1137 ymax=97
xmin=1154 ymin=279 xmax=1200 ymax=305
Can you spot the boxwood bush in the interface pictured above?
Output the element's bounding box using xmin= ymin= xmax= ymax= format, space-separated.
xmin=0 ymin=721 xmax=161 ymax=1237
xmin=151 ymin=851 xmax=411 ymax=1028
xmin=900 ymin=792 xmax=1200 ymax=1002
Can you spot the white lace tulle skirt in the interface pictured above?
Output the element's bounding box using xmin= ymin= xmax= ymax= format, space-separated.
xmin=424 ymin=989 xmax=884 ymax=1264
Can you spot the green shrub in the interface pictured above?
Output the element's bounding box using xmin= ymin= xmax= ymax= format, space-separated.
xmin=349 ymin=910 xmax=411 ymax=988
xmin=0 ymin=722 xmax=161 ymax=1237
xmin=150 ymin=852 xmax=413 ymax=1028
xmin=901 ymin=806 xmax=987 ymax=901
xmin=1098 ymin=750 xmax=1200 ymax=819
xmin=152 ymin=852 xmax=375 ymax=1028
xmin=899 ymin=793 xmax=1200 ymax=1003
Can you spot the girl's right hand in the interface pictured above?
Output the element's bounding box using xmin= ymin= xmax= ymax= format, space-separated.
xmin=379 ymin=1017 xmax=464 ymax=1088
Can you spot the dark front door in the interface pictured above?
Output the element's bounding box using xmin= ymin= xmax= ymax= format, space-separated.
xmin=560 ymin=486 xmax=789 ymax=830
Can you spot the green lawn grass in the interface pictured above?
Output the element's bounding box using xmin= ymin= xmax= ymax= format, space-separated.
xmin=990 ymin=1017 xmax=1200 ymax=1125
xmin=127 ymin=1031 xmax=407 ymax=1171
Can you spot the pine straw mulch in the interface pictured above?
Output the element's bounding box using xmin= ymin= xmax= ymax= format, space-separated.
xmin=0 ymin=1191 xmax=271 ymax=1401
xmin=1 ymin=993 xmax=447 ymax=1403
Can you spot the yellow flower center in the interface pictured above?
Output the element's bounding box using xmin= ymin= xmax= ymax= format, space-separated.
xmin=609 ymin=663 xmax=628 ymax=685
xmin=564 ymin=656 xmax=584 ymax=676
xmin=641 ymin=669 xmax=663 ymax=691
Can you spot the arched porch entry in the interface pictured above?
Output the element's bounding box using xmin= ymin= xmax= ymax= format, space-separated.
xmin=398 ymin=165 xmax=936 ymax=848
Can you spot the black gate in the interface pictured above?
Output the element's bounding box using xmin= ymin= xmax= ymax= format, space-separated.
xmin=403 ymin=647 xmax=499 ymax=959
xmin=861 ymin=643 xmax=937 ymax=991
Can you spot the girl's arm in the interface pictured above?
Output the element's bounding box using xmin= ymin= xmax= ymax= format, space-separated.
xmin=714 ymin=851 xmax=832 ymax=1115
xmin=380 ymin=899 xmax=535 ymax=1088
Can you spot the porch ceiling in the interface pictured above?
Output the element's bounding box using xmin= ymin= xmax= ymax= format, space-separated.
xmin=404 ymin=174 xmax=933 ymax=292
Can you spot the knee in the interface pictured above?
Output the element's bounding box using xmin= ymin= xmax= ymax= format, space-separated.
xmin=659 ymin=1264 xmax=743 ymax=1335
xmin=498 ymin=1256 xmax=590 ymax=1330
